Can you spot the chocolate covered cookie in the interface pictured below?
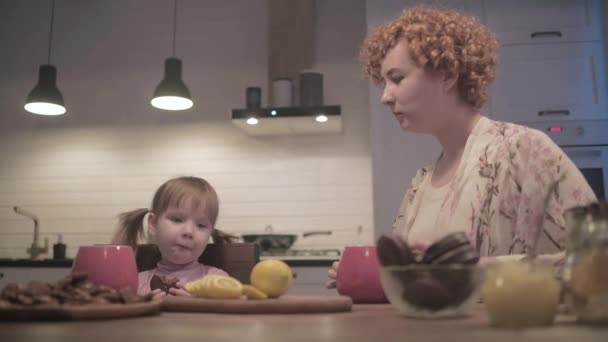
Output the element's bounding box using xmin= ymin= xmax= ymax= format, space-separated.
xmin=399 ymin=268 xmax=453 ymax=310
xmin=422 ymin=232 xmax=477 ymax=265
xmin=150 ymin=275 xmax=179 ymax=294
xmin=377 ymin=234 xmax=416 ymax=266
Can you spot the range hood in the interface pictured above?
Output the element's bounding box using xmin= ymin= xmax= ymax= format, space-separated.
xmin=232 ymin=105 xmax=341 ymax=135
xmin=230 ymin=0 xmax=342 ymax=136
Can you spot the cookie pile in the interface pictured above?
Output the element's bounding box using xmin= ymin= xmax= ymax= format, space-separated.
xmin=0 ymin=273 xmax=153 ymax=309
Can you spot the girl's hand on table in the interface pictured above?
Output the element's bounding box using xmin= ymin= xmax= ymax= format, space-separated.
xmin=150 ymin=288 xmax=167 ymax=300
xmin=325 ymin=260 xmax=339 ymax=289
xmin=168 ymin=282 xmax=193 ymax=296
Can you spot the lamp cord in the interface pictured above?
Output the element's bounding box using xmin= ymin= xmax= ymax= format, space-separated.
xmin=172 ymin=0 xmax=177 ymax=57
xmin=47 ymin=0 xmax=56 ymax=65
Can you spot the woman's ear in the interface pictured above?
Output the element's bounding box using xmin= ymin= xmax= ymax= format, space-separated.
xmin=442 ymin=72 xmax=458 ymax=93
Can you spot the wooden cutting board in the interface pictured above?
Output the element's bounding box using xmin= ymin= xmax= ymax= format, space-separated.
xmin=0 ymin=300 xmax=162 ymax=321
xmin=162 ymin=295 xmax=352 ymax=314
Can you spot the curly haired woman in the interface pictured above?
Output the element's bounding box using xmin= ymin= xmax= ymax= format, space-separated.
xmin=327 ymin=5 xmax=596 ymax=288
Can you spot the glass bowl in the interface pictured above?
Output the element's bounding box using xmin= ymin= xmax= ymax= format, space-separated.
xmin=379 ymin=264 xmax=484 ymax=319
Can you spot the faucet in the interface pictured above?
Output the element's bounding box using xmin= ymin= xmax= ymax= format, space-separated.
xmin=13 ymin=206 xmax=48 ymax=260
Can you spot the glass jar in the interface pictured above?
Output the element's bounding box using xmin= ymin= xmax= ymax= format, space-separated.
xmin=563 ymin=203 xmax=608 ymax=324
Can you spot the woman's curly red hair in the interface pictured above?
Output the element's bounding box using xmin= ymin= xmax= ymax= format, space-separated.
xmin=360 ymin=5 xmax=498 ymax=110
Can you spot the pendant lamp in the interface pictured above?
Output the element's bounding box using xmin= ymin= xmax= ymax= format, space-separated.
xmin=151 ymin=0 xmax=193 ymax=111
xmin=24 ymin=0 xmax=66 ymax=116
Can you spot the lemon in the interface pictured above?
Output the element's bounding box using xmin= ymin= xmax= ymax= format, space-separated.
xmin=481 ymin=261 xmax=560 ymax=328
xmin=242 ymin=285 xmax=268 ymax=300
xmin=250 ymin=259 xmax=293 ymax=298
xmin=186 ymin=275 xmax=243 ymax=299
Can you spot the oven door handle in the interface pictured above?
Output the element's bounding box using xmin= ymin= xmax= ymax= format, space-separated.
xmin=567 ymin=149 xmax=602 ymax=158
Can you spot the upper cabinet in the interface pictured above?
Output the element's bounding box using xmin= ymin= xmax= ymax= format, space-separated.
xmin=490 ymin=42 xmax=607 ymax=123
xmin=483 ymin=0 xmax=603 ymax=45
xmin=484 ymin=0 xmax=607 ymax=123
xmin=367 ymin=0 xmax=483 ymax=28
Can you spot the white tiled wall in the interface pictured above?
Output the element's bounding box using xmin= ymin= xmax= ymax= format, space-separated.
xmin=0 ymin=0 xmax=373 ymax=258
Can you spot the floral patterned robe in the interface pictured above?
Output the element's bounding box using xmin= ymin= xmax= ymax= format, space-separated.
xmin=392 ymin=116 xmax=597 ymax=264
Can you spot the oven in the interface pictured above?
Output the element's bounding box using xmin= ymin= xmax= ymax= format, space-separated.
xmin=561 ymin=146 xmax=607 ymax=200
xmin=525 ymin=120 xmax=608 ymax=200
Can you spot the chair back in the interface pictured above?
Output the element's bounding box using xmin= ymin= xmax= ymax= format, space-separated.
xmin=135 ymin=243 xmax=259 ymax=284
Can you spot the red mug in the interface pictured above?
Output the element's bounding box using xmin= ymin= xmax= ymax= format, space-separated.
xmin=336 ymin=245 xmax=387 ymax=303
xmin=72 ymin=245 xmax=138 ymax=293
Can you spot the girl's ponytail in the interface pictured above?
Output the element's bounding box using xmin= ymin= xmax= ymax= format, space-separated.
xmin=110 ymin=208 xmax=149 ymax=250
xmin=211 ymin=228 xmax=238 ymax=244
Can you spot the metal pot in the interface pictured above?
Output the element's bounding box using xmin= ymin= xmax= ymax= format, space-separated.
xmin=240 ymin=225 xmax=332 ymax=253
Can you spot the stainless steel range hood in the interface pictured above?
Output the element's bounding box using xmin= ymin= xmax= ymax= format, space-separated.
xmin=231 ymin=0 xmax=342 ymax=136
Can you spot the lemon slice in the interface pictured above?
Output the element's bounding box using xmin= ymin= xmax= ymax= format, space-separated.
xmin=242 ymin=285 xmax=268 ymax=300
xmin=186 ymin=275 xmax=243 ymax=299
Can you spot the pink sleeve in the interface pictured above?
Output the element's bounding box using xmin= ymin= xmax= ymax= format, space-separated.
xmin=205 ymin=266 xmax=229 ymax=277
xmin=137 ymin=270 xmax=153 ymax=296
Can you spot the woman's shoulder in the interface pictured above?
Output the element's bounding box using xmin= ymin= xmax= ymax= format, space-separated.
xmin=483 ymin=118 xmax=548 ymax=142
xmin=481 ymin=118 xmax=561 ymax=155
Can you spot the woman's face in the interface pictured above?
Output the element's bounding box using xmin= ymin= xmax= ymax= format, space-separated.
xmin=379 ymin=39 xmax=449 ymax=133
xmin=148 ymin=198 xmax=212 ymax=265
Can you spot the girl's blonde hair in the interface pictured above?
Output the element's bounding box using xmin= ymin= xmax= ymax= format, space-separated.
xmin=112 ymin=176 xmax=235 ymax=249
xmin=360 ymin=5 xmax=498 ymax=109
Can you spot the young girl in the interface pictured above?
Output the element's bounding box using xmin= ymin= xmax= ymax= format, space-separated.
xmin=111 ymin=176 xmax=235 ymax=298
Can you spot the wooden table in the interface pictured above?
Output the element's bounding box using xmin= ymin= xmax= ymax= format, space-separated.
xmin=0 ymin=304 xmax=605 ymax=342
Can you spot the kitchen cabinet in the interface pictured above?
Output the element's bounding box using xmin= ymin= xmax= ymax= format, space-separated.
xmin=483 ymin=0 xmax=602 ymax=46
xmin=367 ymin=0 xmax=483 ymax=28
xmin=490 ymin=42 xmax=607 ymax=123
xmin=485 ymin=0 xmax=607 ymax=124
xmin=289 ymin=266 xmax=340 ymax=296
xmin=0 ymin=267 xmax=71 ymax=288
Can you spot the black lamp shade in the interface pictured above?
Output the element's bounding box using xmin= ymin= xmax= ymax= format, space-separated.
xmin=151 ymin=57 xmax=193 ymax=110
xmin=24 ymin=64 xmax=66 ymax=115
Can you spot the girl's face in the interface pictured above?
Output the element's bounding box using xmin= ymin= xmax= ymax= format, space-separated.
xmin=148 ymin=198 xmax=213 ymax=265
xmin=379 ymin=39 xmax=452 ymax=134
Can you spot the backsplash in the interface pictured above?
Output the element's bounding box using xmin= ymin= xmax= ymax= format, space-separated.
xmin=0 ymin=122 xmax=374 ymax=259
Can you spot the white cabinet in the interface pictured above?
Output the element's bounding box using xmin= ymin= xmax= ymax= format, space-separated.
xmin=483 ymin=0 xmax=603 ymax=45
xmin=490 ymin=42 xmax=607 ymax=123
xmin=484 ymin=0 xmax=607 ymax=124
xmin=288 ymin=266 xmax=340 ymax=296
xmin=367 ymin=0 xmax=483 ymax=28
xmin=0 ymin=267 xmax=71 ymax=288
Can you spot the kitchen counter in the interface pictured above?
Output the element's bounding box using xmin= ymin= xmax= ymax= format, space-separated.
xmin=0 ymin=257 xmax=338 ymax=268
xmin=0 ymin=258 xmax=73 ymax=268
xmin=260 ymin=256 xmax=338 ymax=267
xmin=0 ymin=304 xmax=605 ymax=342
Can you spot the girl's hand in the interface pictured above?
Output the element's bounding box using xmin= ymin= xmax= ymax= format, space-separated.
xmin=149 ymin=288 xmax=167 ymax=300
xmin=325 ymin=260 xmax=340 ymax=289
xmin=168 ymin=282 xmax=192 ymax=297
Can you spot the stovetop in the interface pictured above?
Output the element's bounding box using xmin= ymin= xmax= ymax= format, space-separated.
xmin=260 ymin=248 xmax=341 ymax=260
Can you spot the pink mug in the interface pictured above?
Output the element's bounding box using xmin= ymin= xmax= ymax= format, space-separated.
xmin=71 ymin=245 xmax=138 ymax=293
xmin=336 ymin=245 xmax=387 ymax=303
